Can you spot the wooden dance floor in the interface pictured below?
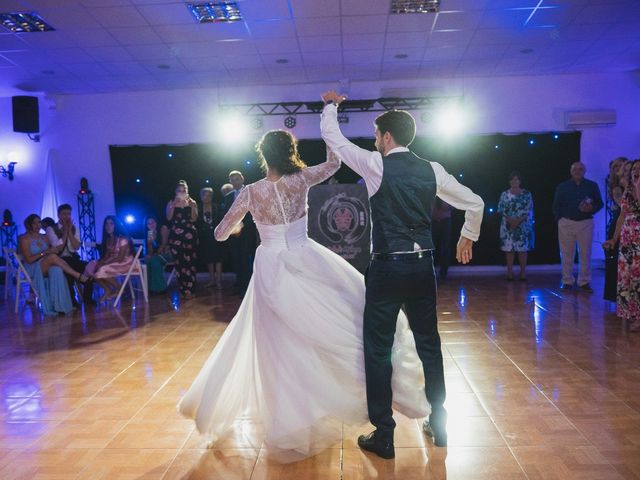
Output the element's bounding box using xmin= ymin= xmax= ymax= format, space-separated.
xmin=0 ymin=269 xmax=639 ymax=479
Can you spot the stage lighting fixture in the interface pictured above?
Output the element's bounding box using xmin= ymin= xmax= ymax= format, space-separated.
xmin=284 ymin=116 xmax=296 ymax=129
xmin=125 ymin=215 xmax=135 ymax=224
xmin=205 ymin=179 xmax=210 ymax=184
xmin=553 ymin=134 xmax=559 ymax=139
xmin=2 ymin=209 xmax=13 ymax=226
xmin=434 ymin=104 xmax=466 ymax=138
xmin=79 ymin=177 xmax=90 ymax=194
xmin=135 ymin=178 xmax=141 ymax=183
xmin=187 ymin=2 xmax=242 ymax=23
xmin=217 ymin=113 xmax=250 ymax=145
xmin=529 ymin=139 xmax=535 ymax=145
xmin=0 ymin=12 xmax=55 ymax=33
xmin=245 ymin=160 xmax=252 ymax=166
xmin=251 ymin=117 xmax=263 ymax=130
xmin=489 ymin=208 xmax=494 ymax=213
xmin=494 ymin=145 xmax=499 ymax=149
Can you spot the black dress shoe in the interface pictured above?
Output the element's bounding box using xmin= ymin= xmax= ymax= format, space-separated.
xmin=560 ymin=283 xmax=573 ymax=290
xmin=423 ymin=412 xmax=448 ymax=447
xmin=578 ymin=283 xmax=594 ymax=293
xmin=357 ymin=431 xmax=395 ymax=459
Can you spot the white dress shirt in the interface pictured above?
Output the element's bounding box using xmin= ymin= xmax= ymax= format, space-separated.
xmin=320 ymin=103 xmax=484 ymax=242
xmin=46 ymin=224 xmax=81 ymax=257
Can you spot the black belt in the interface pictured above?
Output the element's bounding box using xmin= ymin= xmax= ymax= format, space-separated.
xmin=371 ymin=250 xmax=433 ymax=261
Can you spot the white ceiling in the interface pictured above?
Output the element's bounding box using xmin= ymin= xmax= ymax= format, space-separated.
xmin=0 ymin=0 xmax=638 ymax=95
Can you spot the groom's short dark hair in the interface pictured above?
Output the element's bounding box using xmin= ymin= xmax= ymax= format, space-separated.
xmin=374 ymin=110 xmax=416 ymax=147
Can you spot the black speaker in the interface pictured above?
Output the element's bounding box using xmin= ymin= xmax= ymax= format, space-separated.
xmin=12 ymin=95 xmax=39 ymax=133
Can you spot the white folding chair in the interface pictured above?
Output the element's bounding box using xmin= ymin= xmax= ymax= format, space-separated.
xmin=113 ymin=245 xmax=148 ymax=308
xmin=165 ymin=262 xmax=177 ymax=285
xmin=3 ymin=248 xmax=38 ymax=313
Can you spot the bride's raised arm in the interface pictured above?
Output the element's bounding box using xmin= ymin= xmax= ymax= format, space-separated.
xmin=214 ymin=187 xmax=250 ymax=241
xmin=301 ymin=148 xmax=341 ymax=187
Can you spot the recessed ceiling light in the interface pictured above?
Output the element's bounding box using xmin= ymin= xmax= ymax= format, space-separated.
xmin=520 ymin=48 xmax=534 ymax=54
xmin=391 ymin=0 xmax=440 ymax=14
xmin=187 ymin=2 xmax=242 ymax=23
xmin=275 ymin=58 xmax=288 ymax=64
xmin=394 ymin=53 xmax=409 ymax=59
xmin=0 ymin=12 xmax=55 ymax=33
xmin=157 ymin=64 xmax=171 ymax=70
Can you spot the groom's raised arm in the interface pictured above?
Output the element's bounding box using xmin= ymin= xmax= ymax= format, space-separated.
xmin=320 ymin=94 xmax=382 ymax=195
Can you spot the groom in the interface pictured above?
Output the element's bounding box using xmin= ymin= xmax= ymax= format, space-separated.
xmin=320 ymin=91 xmax=484 ymax=458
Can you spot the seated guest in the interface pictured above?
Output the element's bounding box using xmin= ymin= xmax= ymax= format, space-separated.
xmin=143 ymin=216 xmax=173 ymax=293
xmin=85 ymin=216 xmax=134 ymax=302
xmin=45 ymin=204 xmax=95 ymax=305
xmin=41 ymin=217 xmax=56 ymax=231
xmin=19 ymin=214 xmax=89 ymax=316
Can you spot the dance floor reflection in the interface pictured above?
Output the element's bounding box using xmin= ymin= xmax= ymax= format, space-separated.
xmin=0 ymin=270 xmax=639 ymax=479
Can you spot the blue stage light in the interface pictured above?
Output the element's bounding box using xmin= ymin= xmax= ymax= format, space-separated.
xmin=494 ymin=145 xmax=499 ymax=149
xmin=489 ymin=208 xmax=494 ymax=213
xmin=168 ymin=153 xmax=174 ymax=158
xmin=529 ymin=139 xmax=535 ymax=145
xmin=125 ymin=215 xmax=135 ymax=224
xmin=135 ymin=178 xmax=141 ymax=183
xmin=553 ymin=134 xmax=559 ymax=139
xmin=245 ymin=160 xmax=251 ymax=166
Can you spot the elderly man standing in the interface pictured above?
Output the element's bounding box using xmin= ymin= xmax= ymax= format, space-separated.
xmin=552 ymin=162 xmax=603 ymax=292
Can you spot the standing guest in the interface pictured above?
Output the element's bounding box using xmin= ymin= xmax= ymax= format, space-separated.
xmin=167 ymin=180 xmax=198 ymax=299
xmin=604 ymin=158 xmax=628 ymax=301
xmin=45 ymin=204 xmax=94 ymax=305
xmin=199 ymin=187 xmax=225 ymax=288
xmin=552 ymin=162 xmax=603 ymax=292
xmin=143 ymin=216 xmax=173 ymax=293
xmin=432 ymin=198 xmax=452 ymax=280
xmin=497 ymin=172 xmax=534 ymax=281
xmin=19 ymin=214 xmax=89 ymax=315
xmin=221 ymin=183 xmax=234 ymax=198
xmin=85 ymin=216 xmax=135 ymax=302
xmin=604 ymin=160 xmax=640 ymax=331
xmin=222 ymin=171 xmax=257 ymax=296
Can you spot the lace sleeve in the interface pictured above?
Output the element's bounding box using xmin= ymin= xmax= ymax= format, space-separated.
xmin=301 ymin=149 xmax=341 ymax=187
xmin=214 ymin=187 xmax=250 ymax=241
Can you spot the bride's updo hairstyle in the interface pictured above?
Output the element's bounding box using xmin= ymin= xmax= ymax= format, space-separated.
xmin=256 ymin=130 xmax=306 ymax=175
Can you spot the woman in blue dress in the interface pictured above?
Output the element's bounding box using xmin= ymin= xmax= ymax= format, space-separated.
xmin=18 ymin=214 xmax=90 ymax=316
xmin=497 ymin=172 xmax=535 ymax=281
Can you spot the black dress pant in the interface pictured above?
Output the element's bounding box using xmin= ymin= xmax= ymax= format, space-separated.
xmin=363 ymin=252 xmax=446 ymax=438
xmin=432 ymin=218 xmax=452 ymax=278
xmin=61 ymin=253 xmax=94 ymax=302
xmin=228 ymin=231 xmax=255 ymax=293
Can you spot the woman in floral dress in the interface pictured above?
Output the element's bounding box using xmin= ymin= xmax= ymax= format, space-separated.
xmin=605 ymin=159 xmax=640 ymax=331
xmin=497 ymin=171 xmax=534 ymax=281
xmin=167 ymin=180 xmax=199 ymax=299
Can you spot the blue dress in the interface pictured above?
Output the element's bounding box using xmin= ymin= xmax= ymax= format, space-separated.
xmin=21 ymin=237 xmax=73 ymax=316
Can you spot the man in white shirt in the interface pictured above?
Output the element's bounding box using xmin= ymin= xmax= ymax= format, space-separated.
xmin=46 ymin=204 xmax=94 ymax=305
xmin=321 ymin=91 xmax=484 ymax=458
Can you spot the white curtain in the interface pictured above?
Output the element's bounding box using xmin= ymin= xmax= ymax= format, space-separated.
xmin=40 ymin=148 xmax=59 ymax=221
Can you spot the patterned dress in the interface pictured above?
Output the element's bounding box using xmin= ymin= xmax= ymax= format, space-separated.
xmin=497 ymin=189 xmax=535 ymax=252
xmin=169 ymin=206 xmax=198 ymax=296
xmin=617 ymin=188 xmax=640 ymax=322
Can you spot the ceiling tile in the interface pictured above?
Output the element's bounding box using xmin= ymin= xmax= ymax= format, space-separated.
xmin=302 ymin=50 xmax=341 ymax=65
xmin=295 ymin=17 xmax=341 ymax=36
xmin=248 ymin=20 xmax=296 ymax=38
xmin=137 ymin=3 xmax=196 ymax=25
xmin=47 ymin=47 xmax=95 ymax=63
xmin=387 ymin=13 xmax=436 ymax=32
xmin=64 ymin=28 xmax=119 ymax=47
xmin=341 ymin=0 xmax=389 ymax=16
xmin=86 ymin=45 xmax=135 ymax=62
xmin=101 ymin=61 xmax=148 ymax=75
xmin=126 ymin=43 xmax=177 ymax=60
xmin=215 ymin=40 xmax=258 ymax=56
xmin=434 ymin=11 xmax=483 ymax=30
xmin=261 ymin=52 xmax=304 ymax=67
xmin=428 ymin=29 xmax=475 ymax=47
xmin=290 ymin=0 xmax=340 ymax=18
xmin=298 ymin=35 xmax=341 ymax=52
xmin=342 ymin=49 xmax=383 ymax=64
xmin=240 ymin=0 xmax=292 ymax=21
xmin=385 ymin=31 xmax=429 ymax=48
xmin=342 ymin=33 xmax=384 ymax=50
xmin=179 ymin=55 xmax=227 ymax=72
xmin=87 ymin=6 xmax=150 ymax=28
xmin=341 ymin=15 xmax=388 ymax=34
xmin=255 ymin=37 xmax=301 ymax=54
xmin=154 ymin=23 xmax=249 ymax=43
xmin=223 ymin=54 xmax=264 ymax=69
xmin=32 ymin=6 xmax=103 ymax=30
xmin=63 ymin=62 xmax=110 ymax=77
xmin=139 ymin=57 xmax=187 ymax=73
xmin=0 ymin=34 xmax=29 ymax=51
xmin=108 ymin=26 xmax=164 ymax=45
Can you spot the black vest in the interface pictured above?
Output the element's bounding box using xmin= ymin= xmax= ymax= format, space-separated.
xmin=369 ymin=151 xmax=437 ymax=253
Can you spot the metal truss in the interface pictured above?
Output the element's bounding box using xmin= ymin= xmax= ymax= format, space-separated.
xmin=77 ymin=192 xmax=98 ymax=261
xmin=219 ymin=96 xmax=461 ymax=116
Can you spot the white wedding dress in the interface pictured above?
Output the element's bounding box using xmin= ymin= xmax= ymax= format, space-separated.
xmin=178 ymin=153 xmax=429 ymax=463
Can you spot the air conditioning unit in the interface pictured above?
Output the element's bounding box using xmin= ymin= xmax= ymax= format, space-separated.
xmin=565 ymin=110 xmax=616 ymax=128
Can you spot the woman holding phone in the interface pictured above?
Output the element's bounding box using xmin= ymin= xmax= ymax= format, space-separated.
xmin=167 ymin=180 xmax=198 ymax=299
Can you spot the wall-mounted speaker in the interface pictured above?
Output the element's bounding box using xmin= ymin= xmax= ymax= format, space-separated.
xmin=12 ymin=95 xmax=40 ymax=133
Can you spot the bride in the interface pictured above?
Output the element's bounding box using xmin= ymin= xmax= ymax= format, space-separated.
xmin=178 ymin=130 xmax=429 ymax=462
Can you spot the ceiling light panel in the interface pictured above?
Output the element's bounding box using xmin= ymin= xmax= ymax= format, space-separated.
xmin=187 ymin=2 xmax=243 ymax=23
